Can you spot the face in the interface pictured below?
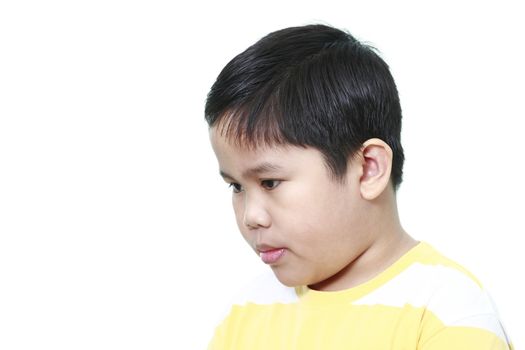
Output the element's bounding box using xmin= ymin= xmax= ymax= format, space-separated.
xmin=209 ymin=128 xmax=374 ymax=288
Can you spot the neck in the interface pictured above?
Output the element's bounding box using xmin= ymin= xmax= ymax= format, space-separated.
xmin=309 ymin=187 xmax=417 ymax=292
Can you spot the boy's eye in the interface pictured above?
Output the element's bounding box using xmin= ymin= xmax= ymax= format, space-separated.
xmin=261 ymin=180 xmax=281 ymax=190
xmin=228 ymin=183 xmax=243 ymax=193
xmin=228 ymin=180 xmax=281 ymax=193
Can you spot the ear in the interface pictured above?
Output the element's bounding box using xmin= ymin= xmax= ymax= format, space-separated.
xmin=358 ymin=138 xmax=393 ymax=200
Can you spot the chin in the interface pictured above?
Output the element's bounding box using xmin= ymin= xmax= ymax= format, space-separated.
xmin=271 ymin=267 xmax=311 ymax=287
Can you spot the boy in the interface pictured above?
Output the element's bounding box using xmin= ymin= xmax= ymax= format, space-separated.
xmin=204 ymin=24 xmax=512 ymax=349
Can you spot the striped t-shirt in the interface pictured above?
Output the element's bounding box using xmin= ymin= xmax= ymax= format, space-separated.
xmin=208 ymin=241 xmax=513 ymax=349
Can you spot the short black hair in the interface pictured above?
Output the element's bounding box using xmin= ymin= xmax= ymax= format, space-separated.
xmin=205 ymin=23 xmax=405 ymax=190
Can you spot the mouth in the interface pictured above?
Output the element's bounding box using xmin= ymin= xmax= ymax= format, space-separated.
xmin=257 ymin=247 xmax=286 ymax=264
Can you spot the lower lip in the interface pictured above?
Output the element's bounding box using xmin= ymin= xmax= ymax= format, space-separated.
xmin=260 ymin=248 xmax=286 ymax=264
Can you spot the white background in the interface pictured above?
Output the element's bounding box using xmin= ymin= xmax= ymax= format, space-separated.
xmin=1 ymin=1 xmax=523 ymax=349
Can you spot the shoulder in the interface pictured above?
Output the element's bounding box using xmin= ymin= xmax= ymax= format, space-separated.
xmin=417 ymin=243 xmax=509 ymax=338
xmin=355 ymin=242 xmax=496 ymax=313
xmin=354 ymin=242 xmax=485 ymax=306
xmin=356 ymin=242 xmax=510 ymax=344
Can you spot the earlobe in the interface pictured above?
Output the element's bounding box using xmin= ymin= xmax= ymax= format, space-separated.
xmin=359 ymin=138 xmax=393 ymax=200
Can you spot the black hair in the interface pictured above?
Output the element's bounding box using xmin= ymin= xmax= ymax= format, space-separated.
xmin=205 ymin=23 xmax=405 ymax=190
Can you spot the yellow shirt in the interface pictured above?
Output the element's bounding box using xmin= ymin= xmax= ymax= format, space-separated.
xmin=208 ymin=242 xmax=513 ymax=349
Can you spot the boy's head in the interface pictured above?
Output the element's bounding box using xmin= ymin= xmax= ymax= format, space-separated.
xmin=205 ymin=24 xmax=407 ymax=290
xmin=205 ymin=23 xmax=404 ymax=190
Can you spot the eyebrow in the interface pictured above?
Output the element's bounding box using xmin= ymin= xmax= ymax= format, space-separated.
xmin=220 ymin=162 xmax=284 ymax=181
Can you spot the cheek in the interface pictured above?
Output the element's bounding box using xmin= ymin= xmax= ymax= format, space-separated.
xmin=231 ymin=196 xmax=248 ymax=234
xmin=281 ymin=184 xmax=342 ymax=224
xmin=283 ymin=187 xmax=358 ymax=248
xmin=275 ymin=194 xmax=332 ymax=242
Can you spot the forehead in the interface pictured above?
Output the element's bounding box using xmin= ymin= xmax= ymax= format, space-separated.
xmin=209 ymin=126 xmax=325 ymax=175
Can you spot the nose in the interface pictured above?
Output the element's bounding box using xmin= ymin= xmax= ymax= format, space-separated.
xmin=242 ymin=193 xmax=271 ymax=229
